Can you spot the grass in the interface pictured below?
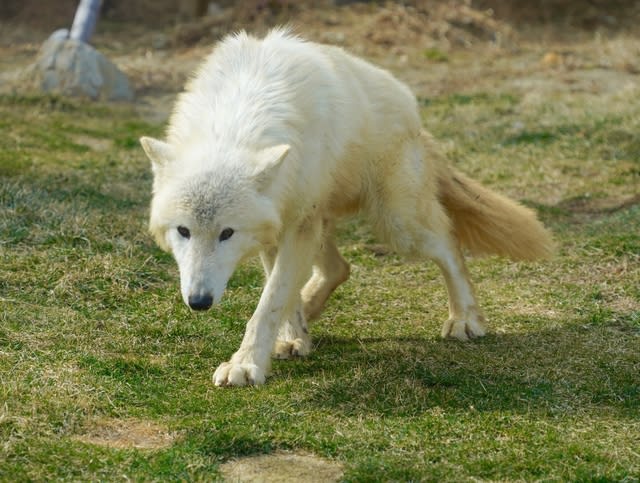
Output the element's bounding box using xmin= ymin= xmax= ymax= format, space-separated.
xmin=1 ymin=85 xmax=639 ymax=481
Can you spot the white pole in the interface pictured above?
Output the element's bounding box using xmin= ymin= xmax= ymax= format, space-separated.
xmin=69 ymin=0 xmax=103 ymax=43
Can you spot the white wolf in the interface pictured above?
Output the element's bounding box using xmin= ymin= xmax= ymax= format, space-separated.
xmin=140 ymin=28 xmax=553 ymax=387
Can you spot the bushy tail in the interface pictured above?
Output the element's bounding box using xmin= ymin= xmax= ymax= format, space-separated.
xmin=438 ymin=167 xmax=554 ymax=261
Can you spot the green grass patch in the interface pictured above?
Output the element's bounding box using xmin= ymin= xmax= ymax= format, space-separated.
xmin=1 ymin=86 xmax=639 ymax=481
xmin=423 ymin=48 xmax=449 ymax=63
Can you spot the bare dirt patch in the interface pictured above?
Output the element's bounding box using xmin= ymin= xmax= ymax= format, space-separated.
xmin=219 ymin=451 xmax=344 ymax=483
xmin=74 ymin=418 xmax=176 ymax=450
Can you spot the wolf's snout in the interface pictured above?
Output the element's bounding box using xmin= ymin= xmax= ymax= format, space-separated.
xmin=188 ymin=294 xmax=213 ymax=311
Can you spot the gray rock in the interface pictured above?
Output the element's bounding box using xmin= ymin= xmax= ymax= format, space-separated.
xmin=49 ymin=29 xmax=70 ymax=41
xmin=23 ymin=37 xmax=134 ymax=101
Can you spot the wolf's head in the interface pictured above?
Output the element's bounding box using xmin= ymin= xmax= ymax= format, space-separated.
xmin=140 ymin=137 xmax=289 ymax=310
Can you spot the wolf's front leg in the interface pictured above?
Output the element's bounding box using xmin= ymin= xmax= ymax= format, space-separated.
xmin=213 ymin=221 xmax=321 ymax=386
xmin=273 ymin=305 xmax=311 ymax=359
xmin=260 ymin=250 xmax=312 ymax=360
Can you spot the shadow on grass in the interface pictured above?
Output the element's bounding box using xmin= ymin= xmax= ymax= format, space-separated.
xmin=282 ymin=317 xmax=639 ymax=417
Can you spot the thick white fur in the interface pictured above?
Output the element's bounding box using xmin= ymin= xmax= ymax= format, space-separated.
xmin=140 ymin=28 xmax=553 ymax=387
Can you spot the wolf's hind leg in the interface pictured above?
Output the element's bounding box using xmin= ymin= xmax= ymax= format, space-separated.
xmin=301 ymin=224 xmax=350 ymax=320
xmin=413 ymin=222 xmax=487 ymax=340
xmin=429 ymin=236 xmax=487 ymax=340
xmin=391 ymin=221 xmax=486 ymax=341
xmin=373 ymin=142 xmax=486 ymax=341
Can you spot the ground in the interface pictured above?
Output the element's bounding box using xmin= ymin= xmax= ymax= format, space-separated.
xmin=0 ymin=2 xmax=639 ymax=481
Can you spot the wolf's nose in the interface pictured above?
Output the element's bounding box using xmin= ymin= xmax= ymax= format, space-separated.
xmin=188 ymin=294 xmax=213 ymax=311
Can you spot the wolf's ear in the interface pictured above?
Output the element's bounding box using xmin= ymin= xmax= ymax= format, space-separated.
xmin=140 ymin=137 xmax=173 ymax=175
xmin=252 ymin=144 xmax=290 ymax=180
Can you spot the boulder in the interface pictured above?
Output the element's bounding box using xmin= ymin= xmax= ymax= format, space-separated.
xmin=22 ymin=37 xmax=134 ymax=101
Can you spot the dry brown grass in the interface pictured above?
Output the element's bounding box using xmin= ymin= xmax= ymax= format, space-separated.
xmin=220 ymin=451 xmax=344 ymax=483
xmin=74 ymin=418 xmax=177 ymax=450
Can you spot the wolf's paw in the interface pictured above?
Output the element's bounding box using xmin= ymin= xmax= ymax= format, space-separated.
xmin=441 ymin=315 xmax=487 ymax=341
xmin=273 ymin=337 xmax=311 ymax=359
xmin=213 ymin=361 xmax=266 ymax=387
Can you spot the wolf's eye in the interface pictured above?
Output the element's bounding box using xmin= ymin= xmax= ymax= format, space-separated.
xmin=219 ymin=228 xmax=234 ymax=242
xmin=177 ymin=226 xmax=190 ymax=239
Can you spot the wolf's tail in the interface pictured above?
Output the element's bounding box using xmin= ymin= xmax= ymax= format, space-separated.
xmin=438 ymin=166 xmax=554 ymax=261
